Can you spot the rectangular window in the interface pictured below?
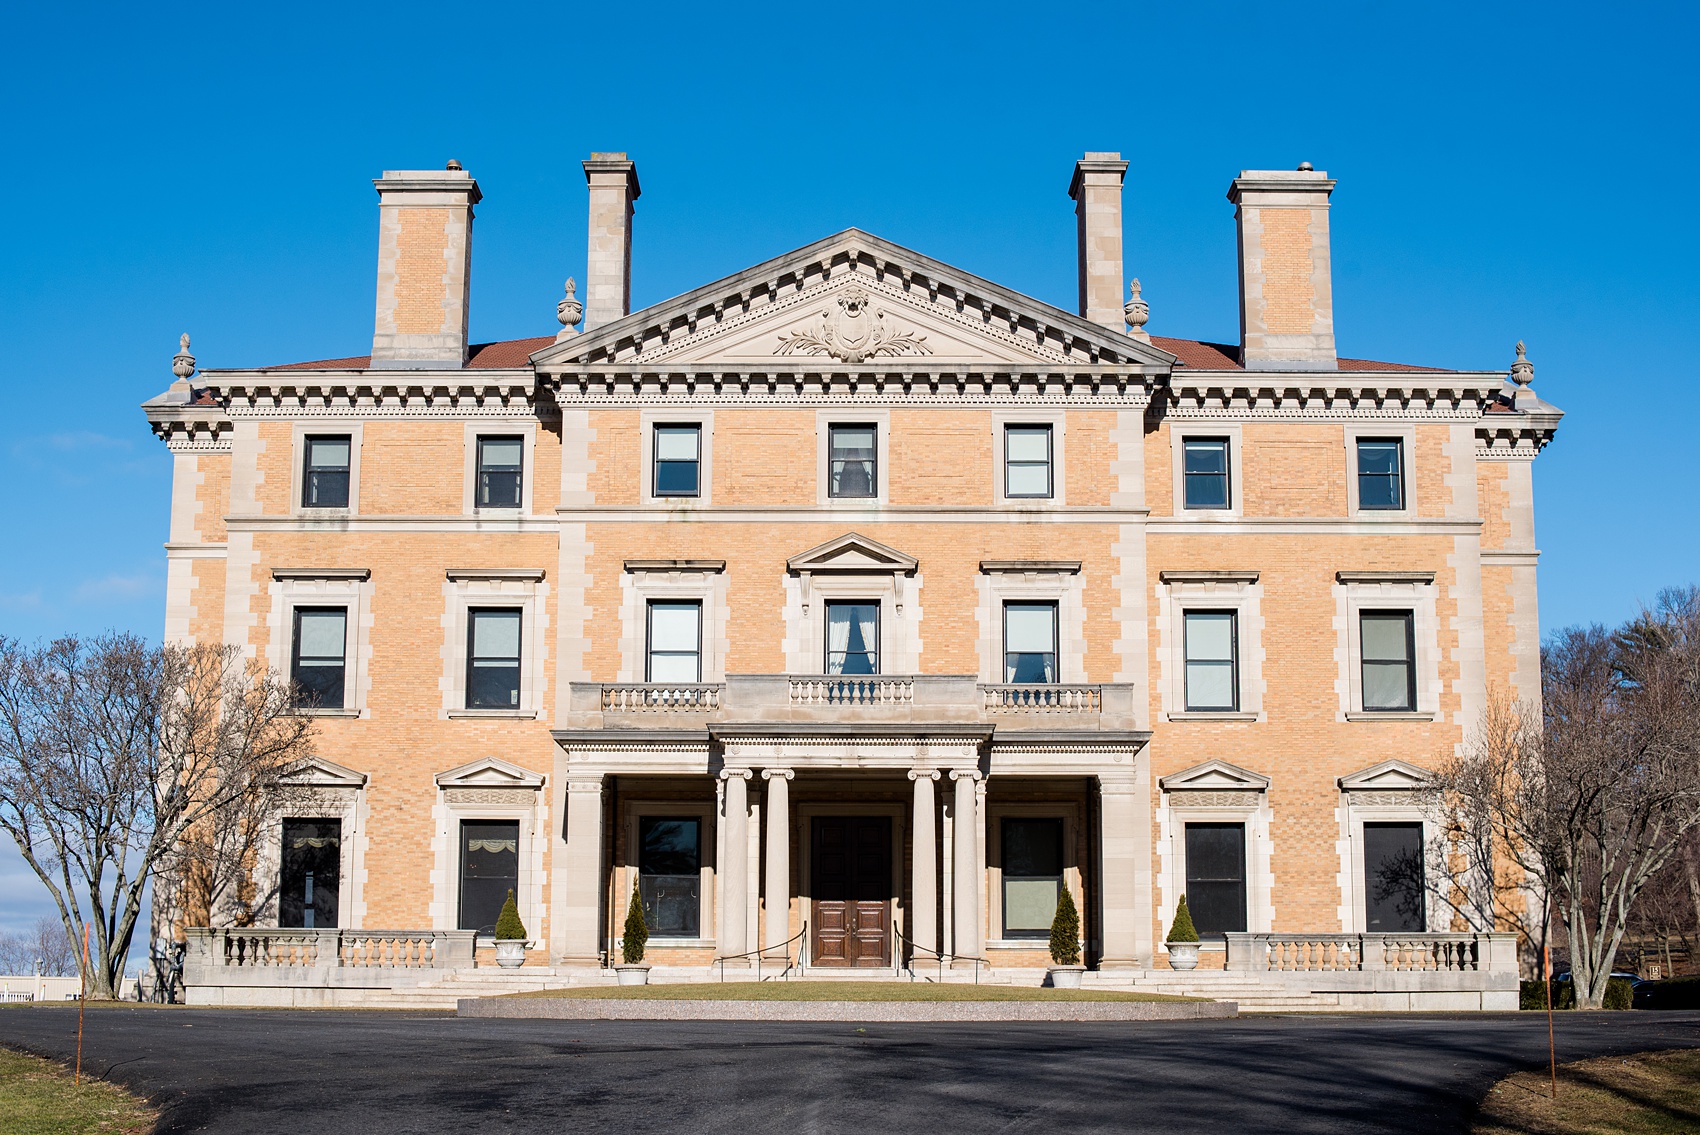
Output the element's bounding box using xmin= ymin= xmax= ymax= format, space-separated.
xmin=290 ymin=607 xmax=347 ymax=709
xmin=1361 ymin=611 xmax=1416 ymax=711
xmin=1002 ymin=818 xmax=1064 ymax=938
xmin=1356 ymin=438 xmax=1405 ymax=511
xmin=476 ymin=436 xmax=524 ymax=509
xmin=639 ymin=816 xmax=702 ymax=938
xmin=279 ymin=819 xmax=341 ymax=929
xmin=466 ymin=608 xmax=522 ymax=709
xmin=458 ymin=819 xmax=519 ymax=934
xmin=1004 ymin=425 xmax=1053 ymax=499
xmin=825 ymin=601 xmax=879 ymax=675
xmin=828 ymin=424 xmax=877 ymax=498
xmin=1182 ymin=438 xmax=1230 ymax=510
xmin=653 ymin=425 xmax=701 ymax=497
xmin=1003 ymin=601 xmax=1058 ymax=683
xmin=1364 ymin=821 xmax=1426 ymax=932
xmin=1184 ymin=822 xmax=1247 ymax=937
xmin=302 ymin=435 xmax=351 ymax=509
xmin=646 ymin=601 xmax=702 ymax=683
xmin=1183 ymin=611 xmax=1238 ymax=712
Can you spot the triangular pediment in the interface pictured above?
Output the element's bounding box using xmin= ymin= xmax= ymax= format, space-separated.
xmin=278 ymin=756 xmax=368 ymax=789
xmin=532 ymin=229 xmax=1176 ymax=372
xmin=1338 ymin=759 xmax=1431 ymax=792
xmin=1159 ymin=759 xmax=1271 ymax=792
xmin=788 ymin=532 xmax=918 ymax=575
xmin=434 ymin=756 xmax=545 ymax=790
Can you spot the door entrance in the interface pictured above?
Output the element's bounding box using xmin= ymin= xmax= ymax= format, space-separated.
xmin=810 ymin=816 xmax=892 ymax=967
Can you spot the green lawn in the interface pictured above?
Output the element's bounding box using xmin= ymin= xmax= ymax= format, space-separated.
xmin=0 ymin=1047 xmax=155 ymax=1135
xmin=502 ymin=980 xmax=1203 ymax=1002
xmin=1474 ymin=1049 xmax=1700 ymax=1135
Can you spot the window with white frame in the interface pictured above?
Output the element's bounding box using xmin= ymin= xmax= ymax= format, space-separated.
xmin=1360 ymin=610 xmax=1416 ymax=712
xmin=466 ymin=608 xmax=522 ymax=709
xmin=302 ymin=435 xmax=351 ymax=509
xmin=458 ymin=819 xmax=520 ymax=933
xmin=1004 ymin=425 xmax=1053 ymax=499
xmin=1003 ymin=601 xmax=1058 ymax=683
xmin=646 ymin=601 xmax=702 ymax=682
xmin=1183 ymin=611 xmax=1238 ymax=712
xmin=1355 ymin=438 xmax=1405 ymax=511
xmin=826 ymin=601 xmax=879 ymax=674
xmin=828 ymin=424 xmax=878 ymax=499
xmin=475 ymin=436 xmax=524 ymax=509
xmin=653 ymin=425 xmax=701 ymax=497
xmin=290 ymin=607 xmax=347 ymax=709
xmin=1182 ymin=437 xmax=1231 ymax=510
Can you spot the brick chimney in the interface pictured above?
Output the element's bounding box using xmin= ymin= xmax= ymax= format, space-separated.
xmin=1228 ymin=165 xmax=1337 ymax=371
xmin=582 ymin=152 xmax=640 ymax=332
xmin=370 ymin=163 xmax=481 ymax=368
xmin=1069 ymin=152 xmax=1130 ymax=331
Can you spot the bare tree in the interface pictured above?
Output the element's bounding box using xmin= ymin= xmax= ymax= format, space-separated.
xmin=1427 ymin=590 xmax=1700 ymax=1007
xmin=0 ymin=915 xmax=79 ymax=976
xmin=0 ymin=634 xmax=315 ymax=998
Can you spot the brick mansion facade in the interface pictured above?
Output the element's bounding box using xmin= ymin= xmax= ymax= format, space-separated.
xmin=144 ymin=152 xmax=1560 ymax=1007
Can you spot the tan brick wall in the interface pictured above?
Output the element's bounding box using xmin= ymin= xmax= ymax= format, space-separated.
xmin=392 ymin=208 xmax=452 ymax=336
xmin=361 ymin=422 xmax=464 ymax=515
xmin=1257 ymin=207 xmax=1316 ymax=335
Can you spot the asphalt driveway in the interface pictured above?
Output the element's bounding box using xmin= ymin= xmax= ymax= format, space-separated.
xmin=3 ymin=1006 xmax=1698 ymax=1134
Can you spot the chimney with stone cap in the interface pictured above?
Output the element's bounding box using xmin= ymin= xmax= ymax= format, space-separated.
xmin=370 ymin=163 xmax=481 ymax=368
xmin=582 ymin=152 xmax=640 ymax=331
xmin=1069 ymin=153 xmax=1130 ymax=331
xmin=1228 ymin=165 xmax=1337 ymax=371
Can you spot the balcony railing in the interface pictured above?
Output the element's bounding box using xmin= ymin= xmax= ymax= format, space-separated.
xmin=789 ymin=677 xmax=914 ymax=706
xmin=983 ymin=684 xmax=1102 ymax=712
xmin=601 ymin=684 xmax=722 ymax=713
xmin=1224 ymin=932 xmax=1519 ymax=974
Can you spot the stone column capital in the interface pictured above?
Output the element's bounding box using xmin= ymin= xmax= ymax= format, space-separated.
xmin=949 ymin=768 xmax=982 ymax=783
xmin=720 ymin=768 xmax=753 ymax=782
xmin=566 ymin=775 xmax=606 ymax=793
xmin=907 ymin=769 xmax=940 ymax=782
xmin=761 ymin=768 xmax=794 ymax=782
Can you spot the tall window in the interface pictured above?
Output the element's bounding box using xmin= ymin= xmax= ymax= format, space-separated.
xmin=1002 ymin=818 xmax=1064 ymax=939
xmin=290 ymin=607 xmax=347 ymax=709
xmin=1356 ymin=438 xmax=1405 ymax=510
xmin=1003 ymin=602 xmax=1058 ymax=683
xmin=1364 ymin=822 xmax=1426 ymax=932
xmin=646 ymin=601 xmax=702 ymax=682
xmin=1360 ymin=611 xmax=1416 ymax=711
xmin=825 ymin=601 xmax=879 ymax=674
xmin=458 ymin=819 xmax=519 ymax=934
xmin=1183 ymin=611 xmax=1238 ymax=712
xmin=279 ymin=819 xmax=341 ymax=929
xmin=1004 ymin=425 xmax=1053 ymax=498
xmin=1182 ymin=438 xmax=1230 ymax=510
xmin=302 ymin=435 xmax=351 ymax=508
xmin=466 ymin=608 xmax=522 ymax=708
xmin=476 ymin=436 xmax=523 ymax=509
xmin=639 ymin=817 xmax=702 ymax=938
xmin=828 ymin=424 xmax=877 ymax=498
xmin=1184 ymin=822 xmax=1247 ymax=936
xmin=653 ymin=425 xmax=701 ymax=497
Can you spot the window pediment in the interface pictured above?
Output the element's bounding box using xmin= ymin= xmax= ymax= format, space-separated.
xmin=1337 ymin=758 xmax=1430 ymax=792
xmin=787 ymin=532 xmax=918 ymax=576
xmin=434 ymin=756 xmax=545 ymax=790
xmin=277 ymin=756 xmax=369 ymax=789
xmin=1159 ymin=758 xmax=1271 ymax=793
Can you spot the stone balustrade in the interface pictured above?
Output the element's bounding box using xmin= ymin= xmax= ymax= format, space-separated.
xmin=983 ymin=684 xmax=1102 ymax=712
xmin=1224 ymin=932 xmax=1519 ymax=974
xmin=184 ymin=928 xmax=476 ymax=974
xmin=789 ymin=676 xmax=914 ymax=706
xmin=600 ymin=683 xmax=722 ymax=712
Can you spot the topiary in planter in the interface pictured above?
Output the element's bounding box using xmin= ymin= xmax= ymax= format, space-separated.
xmin=494 ymin=889 xmax=527 ymax=941
xmin=1049 ymin=887 xmax=1081 ymax=966
xmin=1166 ymin=894 xmax=1200 ymax=943
xmin=622 ymin=882 xmax=649 ymax=965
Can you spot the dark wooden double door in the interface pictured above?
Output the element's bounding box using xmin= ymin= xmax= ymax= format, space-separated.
xmin=810 ymin=816 xmax=891 ymax=967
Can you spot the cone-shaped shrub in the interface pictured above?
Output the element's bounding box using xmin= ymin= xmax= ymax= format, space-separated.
xmin=494 ymin=889 xmax=527 ymax=941
xmin=1049 ymin=887 xmax=1081 ymax=966
xmin=1166 ymin=894 xmax=1200 ymax=943
xmin=622 ymin=883 xmax=649 ymax=965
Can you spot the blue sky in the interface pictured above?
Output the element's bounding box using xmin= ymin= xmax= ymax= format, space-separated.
xmin=0 ymin=1 xmax=1695 ymax=939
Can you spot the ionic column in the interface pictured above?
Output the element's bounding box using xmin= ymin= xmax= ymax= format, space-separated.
xmin=556 ymin=774 xmax=605 ymax=966
xmin=951 ymin=769 xmax=982 ymax=966
xmin=762 ymin=769 xmax=793 ymax=957
xmin=908 ymin=771 xmax=939 ymax=959
xmin=719 ymin=769 xmax=751 ymax=961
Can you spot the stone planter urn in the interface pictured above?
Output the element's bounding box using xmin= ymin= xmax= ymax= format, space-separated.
xmin=1047 ymin=964 xmax=1086 ymax=989
xmin=494 ymin=940 xmax=527 ymax=969
xmin=1166 ymin=942 xmax=1200 ymax=971
xmin=615 ymin=964 xmax=651 ymax=986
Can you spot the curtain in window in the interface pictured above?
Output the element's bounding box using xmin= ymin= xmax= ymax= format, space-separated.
xmin=826 ymin=603 xmax=877 ymax=674
xmin=829 ymin=426 xmax=876 ymax=497
xmin=477 ymin=437 xmax=523 ymax=508
xmin=280 ymin=819 xmax=341 ymax=929
xmin=459 ymin=820 xmax=519 ymax=933
xmin=1004 ymin=603 xmax=1057 ymax=683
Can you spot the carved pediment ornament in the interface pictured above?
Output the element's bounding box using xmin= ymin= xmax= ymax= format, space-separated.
xmin=774 ymin=285 xmax=932 ymax=363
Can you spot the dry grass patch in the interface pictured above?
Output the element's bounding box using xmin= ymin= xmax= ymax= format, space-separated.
xmin=0 ymin=1046 xmax=156 ymax=1135
xmin=501 ymin=981 xmax=1203 ymax=1002
xmin=1474 ymin=1048 xmax=1700 ymax=1135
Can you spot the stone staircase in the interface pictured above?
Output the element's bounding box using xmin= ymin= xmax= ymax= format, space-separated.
xmin=1110 ymin=969 xmax=1340 ymax=1012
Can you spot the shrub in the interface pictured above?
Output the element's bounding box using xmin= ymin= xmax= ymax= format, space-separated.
xmin=1520 ymin=979 xmax=1574 ymax=1010
xmin=493 ymin=889 xmax=527 ymax=941
xmin=1635 ymin=975 xmax=1700 ymax=1010
xmin=1603 ymin=976 xmax=1634 ymax=1011
xmin=621 ymin=883 xmax=649 ymax=965
xmin=1166 ymin=895 xmax=1200 ymax=944
xmin=1049 ymin=888 xmax=1081 ymax=967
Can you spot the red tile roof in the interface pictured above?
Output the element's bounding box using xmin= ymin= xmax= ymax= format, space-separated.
xmin=259 ymin=335 xmax=1455 ymax=374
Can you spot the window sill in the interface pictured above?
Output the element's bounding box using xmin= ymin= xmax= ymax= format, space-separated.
xmin=447 ymin=708 xmax=540 ymax=720
xmin=293 ymin=508 xmax=356 ymax=519
xmin=1166 ymin=711 xmax=1259 ymax=723
xmin=297 ymin=707 xmax=362 ymax=718
xmin=1345 ymin=711 xmax=1436 ymax=722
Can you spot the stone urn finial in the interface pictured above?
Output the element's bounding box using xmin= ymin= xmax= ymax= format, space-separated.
xmin=1124 ymin=278 xmax=1151 ymax=343
xmin=171 ymin=332 xmax=196 ymax=390
xmin=1510 ymin=340 xmax=1534 ymax=388
xmin=556 ymin=277 xmax=583 ymax=341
